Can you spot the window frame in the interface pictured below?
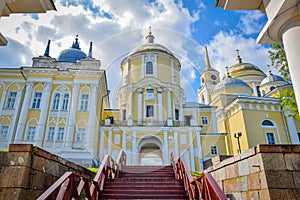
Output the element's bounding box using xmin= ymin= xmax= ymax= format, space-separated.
xmin=52 ymin=93 xmax=60 ymax=110
xmin=145 ymin=61 xmax=153 ymax=75
xmin=210 ymin=145 xmax=218 ymax=155
xmin=266 ymin=132 xmax=276 ymax=144
xmin=25 ymin=126 xmax=36 ymax=141
xmin=79 ymin=94 xmax=89 ymax=111
xmin=146 ymin=105 xmax=154 ymax=118
xmin=61 ymin=93 xmax=69 ymax=110
xmin=0 ymin=125 xmax=9 ymax=141
xmin=76 ymin=127 xmax=86 ymax=143
xmin=47 ymin=126 xmax=55 ymax=141
xmin=31 ymin=92 xmax=42 ymax=109
xmin=57 ymin=127 xmax=65 ymax=142
xmin=201 ymin=116 xmax=209 ymax=125
xmin=5 ymin=91 xmax=17 ymax=109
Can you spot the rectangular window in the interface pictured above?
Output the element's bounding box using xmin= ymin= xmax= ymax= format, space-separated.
xmin=57 ymin=127 xmax=65 ymax=142
xmin=47 ymin=126 xmax=55 ymax=141
xmin=175 ymin=109 xmax=179 ymax=120
xmin=146 ymin=105 xmax=154 ymax=117
xmin=52 ymin=93 xmax=60 ymax=110
xmin=5 ymin=91 xmax=17 ymax=109
xmin=32 ymin=92 xmax=42 ymax=109
xmin=146 ymin=62 xmax=153 ymax=75
xmin=201 ymin=116 xmax=209 ymax=125
xmin=62 ymin=93 xmax=69 ymax=110
xmin=26 ymin=126 xmax=36 ymax=141
xmin=76 ymin=128 xmax=86 ymax=142
xmin=80 ymin=94 xmax=89 ymax=111
xmin=122 ymin=110 xmax=126 ymax=121
xmin=266 ymin=132 xmax=276 ymax=144
xmin=210 ymin=146 xmax=218 ymax=155
xmin=185 ymin=116 xmax=192 ymax=126
xmin=0 ymin=125 xmax=9 ymax=141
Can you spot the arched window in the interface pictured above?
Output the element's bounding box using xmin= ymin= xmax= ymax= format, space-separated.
xmin=262 ymin=120 xmax=274 ymax=126
xmin=62 ymin=93 xmax=69 ymax=110
xmin=270 ymin=86 xmax=275 ymax=91
xmin=145 ymin=61 xmax=153 ymax=75
xmin=52 ymin=93 xmax=60 ymax=110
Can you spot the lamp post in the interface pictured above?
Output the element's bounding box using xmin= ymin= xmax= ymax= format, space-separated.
xmin=99 ymin=90 xmax=110 ymax=162
xmin=234 ymin=132 xmax=242 ymax=154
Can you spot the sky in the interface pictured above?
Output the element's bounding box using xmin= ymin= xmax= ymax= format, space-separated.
xmin=0 ymin=0 xmax=270 ymax=107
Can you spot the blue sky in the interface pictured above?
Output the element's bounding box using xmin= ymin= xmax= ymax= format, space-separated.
xmin=0 ymin=0 xmax=270 ymax=107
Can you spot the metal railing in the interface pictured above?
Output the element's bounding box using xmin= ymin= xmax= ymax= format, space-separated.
xmin=171 ymin=152 xmax=227 ymax=200
xmin=37 ymin=150 xmax=126 ymax=200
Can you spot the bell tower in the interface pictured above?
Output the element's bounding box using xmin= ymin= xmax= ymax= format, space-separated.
xmin=198 ymin=46 xmax=220 ymax=104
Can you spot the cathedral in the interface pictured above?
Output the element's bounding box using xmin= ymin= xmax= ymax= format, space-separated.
xmin=0 ymin=30 xmax=299 ymax=171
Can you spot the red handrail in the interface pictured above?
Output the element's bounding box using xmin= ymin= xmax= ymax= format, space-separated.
xmin=171 ymin=152 xmax=227 ymax=200
xmin=37 ymin=150 xmax=126 ymax=200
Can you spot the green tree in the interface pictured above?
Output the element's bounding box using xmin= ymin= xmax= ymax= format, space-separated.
xmin=268 ymin=44 xmax=290 ymax=81
xmin=269 ymin=44 xmax=299 ymax=118
xmin=276 ymin=89 xmax=299 ymax=119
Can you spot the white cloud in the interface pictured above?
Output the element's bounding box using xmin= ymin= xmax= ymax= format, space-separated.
xmin=206 ymin=31 xmax=270 ymax=77
xmin=237 ymin=10 xmax=266 ymax=35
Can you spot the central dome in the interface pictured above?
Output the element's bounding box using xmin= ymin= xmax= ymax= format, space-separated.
xmin=57 ymin=36 xmax=87 ymax=62
xmin=128 ymin=43 xmax=173 ymax=56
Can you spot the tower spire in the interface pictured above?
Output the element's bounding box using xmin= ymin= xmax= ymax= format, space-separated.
xmin=88 ymin=42 xmax=93 ymax=58
xmin=236 ymin=49 xmax=242 ymax=64
xmin=44 ymin=39 xmax=51 ymax=57
xmin=204 ymin=45 xmax=211 ymax=70
xmin=146 ymin=26 xmax=155 ymax=43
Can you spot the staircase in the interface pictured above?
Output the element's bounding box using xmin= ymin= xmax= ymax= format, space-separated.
xmin=100 ymin=166 xmax=188 ymax=199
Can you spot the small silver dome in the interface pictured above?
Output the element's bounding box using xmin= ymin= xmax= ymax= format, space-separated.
xmin=260 ymin=74 xmax=286 ymax=86
xmin=214 ymin=76 xmax=252 ymax=92
xmin=128 ymin=43 xmax=173 ymax=56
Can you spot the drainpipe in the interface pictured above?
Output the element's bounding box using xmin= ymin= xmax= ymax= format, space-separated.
xmin=11 ymin=67 xmax=27 ymax=143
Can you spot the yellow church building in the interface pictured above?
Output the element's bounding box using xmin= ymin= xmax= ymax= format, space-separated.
xmin=0 ymin=29 xmax=299 ymax=170
xmin=198 ymin=47 xmax=300 ymax=155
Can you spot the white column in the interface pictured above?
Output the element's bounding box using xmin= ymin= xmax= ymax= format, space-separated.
xmin=252 ymin=82 xmax=258 ymax=96
xmin=286 ymin=116 xmax=300 ymax=144
xmin=122 ymin=131 xmax=126 ymax=150
xmin=10 ymin=87 xmax=22 ymax=143
xmin=99 ymin=129 xmax=105 ymax=161
xmin=138 ymin=89 xmax=143 ymax=124
xmin=212 ymin=108 xmax=218 ymax=133
xmin=132 ymin=131 xmax=138 ymax=165
xmin=167 ymin=89 xmax=173 ymax=126
xmin=189 ymin=131 xmax=195 ymax=171
xmin=86 ymin=84 xmax=98 ymax=153
xmin=163 ymin=131 xmax=169 ymax=165
xmin=171 ymin=58 xmax=175 ymax=84
xmin=158 ymin=89 xmax=163 ymax=122
xmin=0 ymin=88 xmax=7 ymax=115
xmin=196 ymin=128 xmax=203 ymax=171
xmin=174 ymin=131 xmax=179 ymax=158
xmin=66 ymin=84 xmax=79 ymax=147
xmin=108 ymin=129 xmax=112 ymax=155
xmin=128 ymin=90 xmax=133 ymax=126
xmin=15 ymin=82 xmax=34 ymax=143
xmin=282 ymin=20 xmax=300 ymax=110
xmin=36 ymin=83 xmax=52 ymax=147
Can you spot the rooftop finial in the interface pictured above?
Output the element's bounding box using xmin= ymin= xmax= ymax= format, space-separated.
xmin=267 ymin=64 xmax=272 ymax=75
xmin=146 ymin=26 xmax=155 ymax=43
xmin=72 ymin=35 xmax=81 ymax=50
xmin=88 ymin=42 xmax=93 ymax=58
xmin=226 ymin=66 xmax=231 ymax=78
xmin=204 ymin=45 xmax=211 ymax=70
xmin=44 ymin=39 xmax=51 ymax=57
xmin=236 ymin=49 xmax=242 ymax=64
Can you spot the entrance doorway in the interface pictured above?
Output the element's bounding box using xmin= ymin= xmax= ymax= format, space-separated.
xmin=138 ymin=136 xmax=163 ymax=165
